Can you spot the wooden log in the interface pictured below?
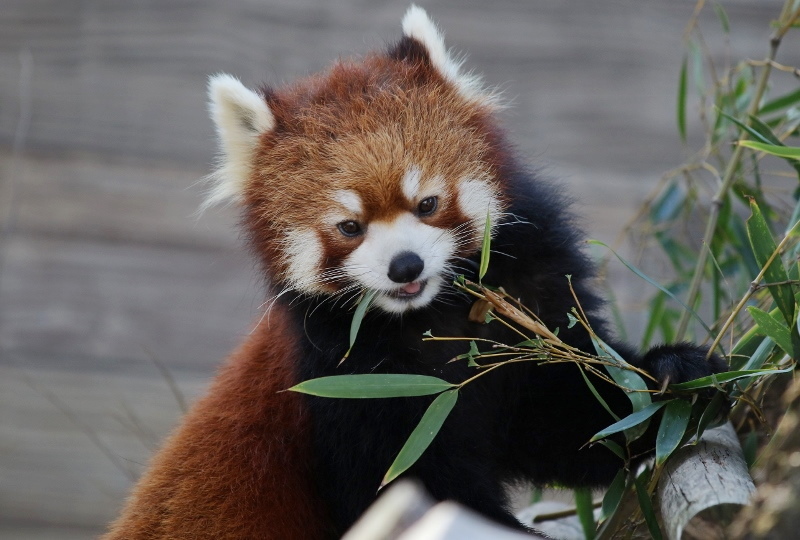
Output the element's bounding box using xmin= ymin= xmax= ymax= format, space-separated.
xmin=657 ymin=422 xmax=755 ymax=540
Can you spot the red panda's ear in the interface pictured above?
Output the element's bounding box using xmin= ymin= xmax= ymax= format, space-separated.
xmin=204 ymin=74 xmax=275 ymax=208
xmin=398 ymin=5 xmax=500 ymax=109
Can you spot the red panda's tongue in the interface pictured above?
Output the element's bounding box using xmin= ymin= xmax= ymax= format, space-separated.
xmin=402 ymin=281 xmax=422 ymax=295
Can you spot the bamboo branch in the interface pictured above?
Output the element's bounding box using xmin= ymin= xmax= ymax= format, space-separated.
xmin=676 ymin=3 xmax=797 ymax=340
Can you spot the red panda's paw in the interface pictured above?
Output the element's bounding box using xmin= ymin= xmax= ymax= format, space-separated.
xmin=640 ymin=342 xmax=728 ymax=392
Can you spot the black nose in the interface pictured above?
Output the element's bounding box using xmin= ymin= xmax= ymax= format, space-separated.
xmin=387 ymin=251 xmax=424 ymax=283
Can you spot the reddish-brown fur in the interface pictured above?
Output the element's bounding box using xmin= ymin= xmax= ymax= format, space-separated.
xmin=103 ymin=307 xmax=332 ymax=539
xmin=107 ymin=28 xmax=506 ymax=540
xmin=247 ymin=53 xmax=504 ymax=288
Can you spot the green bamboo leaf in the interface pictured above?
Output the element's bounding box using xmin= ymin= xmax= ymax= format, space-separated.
xmin=635 ymin=470 xmax=663 ymax=540
xmin=381 ymin=389 xmax=458 ymax=487
xmin=713 ymin=2 xmax=730 ymax=33
xmin=578 ymin=364 xmax=620 ymax=422
xmin=728 ymin=113 xmax=800 ymax=176
xmin=575 ymin=487 xmax=596 ymax=540
xmin=677 ymin=54 xmax=688 ymax=142
xmin=746 ymin=199 xmax=795 ymax=326
xmin=650 ymin=180 xmax=686 ymax=224
xmin=740 ymin=336 xmax=776 ymax=372
xmin=748 ymin=306 xmax=793 ymax=357
xmin=479 ymin=209 xmax=492 ymax=283
xmin=340 ymin=289 xmax=379 ymax=364
xmin=599 ymin=439 xmax=626 ymax=461
xmin=749 ymin=115 xmax=789 ymax=146
xmin=350 ymin=289 xmax=378 ymax=347
xmin=655 ymin=399 xmax=692 ymax=466
xmin=589 ymin=240 xmax=712 ymax=337
xmin=718 ymin=110 xmax=781 ymax=146
xmin=695 ymin=392 xmax=728 ymax=441
xmin=689 ymin=41 xmax=705 ymax=96
xmin=743 ymin=430 xmax=758 ymax=469
xmin=786 ymin=195 xmax=800 ymax=237
xmin=592 ymin=336 xmax=651 ymax=411
xmin=592 ymin=335 xmax=651 ymax=441
xmin=642 ymin=291 xmax=666 ymax=349
xmin=591 ymin=401 xmax=669 ymax=442
xmin=739 ymin=140 xmax=800 ymax=158
xmin=288 ymin=374 xmax=455 ymax=398
xmin=759 ymin=87 xmax=800 ymax=116
xmin=601 ymin=469 xmax=626 ymax=520
xmin=669 ymin=366 xmax=794 ymax=391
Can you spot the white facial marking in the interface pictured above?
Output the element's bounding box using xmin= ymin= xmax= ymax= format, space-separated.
xmin=457 ymin=177 xmax=502 ymax=237
xmin=343 ymin=213 xmax=456 ymax=313
xmin=401 ymin=167 xmax=422 ymax=202
xmin=282 ymin=228 xmax=324 ymax=292
xmin=333 ymin=189 xmax=363 ymax=216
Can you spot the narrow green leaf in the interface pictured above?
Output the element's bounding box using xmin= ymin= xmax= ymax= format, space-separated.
xmin=759 ymin=86 xmax=800 ymax=116
xmin=749 ymin=115 xmax=790 ymax=146
xmin=739 ymin=140 xmax=800 ymax=159
xmin=589 ymin=240 xmax=712 ymax=336
xmin=575 ymin=487 xmax=596 ymax=540
xmin=719 ymin=111 xmax=800 ymax=178
xmin=478 ymin=209 xmax=492 ymax=282
xmin=593 ymin=334 xmax=652 ymax=442
xmin=719 ymin=110 xmax=779 ymax=146
xmin=669 ymin=366 xmax=794 ymax=390
xmin=381 ymin=389 xmax=458 ymax=487
xmin=591 ymin=401 xmax=669 ymax=442
xmin=695 ymin=392 xmax=728 ymax=441
xmin=578 ymin=364 xmax=621 ymax=422
xmin=748 ymin=306 xmax=793 ymax=357
xmin=740 ymin=336 xmax=776 ymax=372
xmin=650 ymin=180 xmax=686 ymax=224
xmin=689 ymin=41 xmax=705 ymax=96
xmin=746 ymin=199 xmax=795 ymax=326
xmin=786 ymin=195 xmax=800 ymax=237
xmin=677 ymin=54 xmax=688 ymax=142
xmin=288 ymin=374 xmax=455 ymax=398
xmin=723 ymin=113 xmax=800 ymax=176
xmin=601 ymin=469 xmax=627 ymax=520
xmin=655 ymin=399 xmax=692 ymax=466
xmin=599 ymin=439 xmax=626 ymax=461
xmin=743 ymin=430 xmax=758 ymax=469
xmin=642 ymin=292 xmax=666 ymax=349
xmin=592 ymin=336 xmax=651 ymax=412
xmin=634 ymin=470 xmax=663 ymax=540
xmin=350 ymin=289 xmax=378 ymax=348
xmin=713 ymin=2 xmax=730 ymax=33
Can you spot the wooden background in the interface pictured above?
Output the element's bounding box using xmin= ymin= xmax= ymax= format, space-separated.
xmin=0 ymin=1 xmax=790 ymax=537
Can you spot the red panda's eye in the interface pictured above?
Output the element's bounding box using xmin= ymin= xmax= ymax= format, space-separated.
xmin=418 ymin=196 xmax=438 ymax=216
xmin=337 ymin=220 xmax=362 ymax=237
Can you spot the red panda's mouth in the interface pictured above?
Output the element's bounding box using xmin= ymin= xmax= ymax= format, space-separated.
xmin=388 ymin=279 xmax=427 ymax=299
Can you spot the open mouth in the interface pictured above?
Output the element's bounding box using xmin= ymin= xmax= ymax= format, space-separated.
xmin=388 ymin=279 xmax=427 ymax=299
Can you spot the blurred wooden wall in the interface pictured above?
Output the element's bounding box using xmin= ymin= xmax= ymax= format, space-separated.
xmin=0 ymin=1 xmax=786 ymax=537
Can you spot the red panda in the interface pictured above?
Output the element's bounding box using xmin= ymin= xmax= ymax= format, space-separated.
xmin=104 ymin=6 xmax=726 ymax=538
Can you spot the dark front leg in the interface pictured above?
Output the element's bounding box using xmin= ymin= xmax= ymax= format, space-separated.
xmin=638 ymin=342 xmax=728 ymax=390
xmin=509 ymin=339 xmax=727 ymax=489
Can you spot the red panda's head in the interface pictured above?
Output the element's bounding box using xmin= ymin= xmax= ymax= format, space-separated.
xmin=207 ymin=6 xmax=509 ymax=314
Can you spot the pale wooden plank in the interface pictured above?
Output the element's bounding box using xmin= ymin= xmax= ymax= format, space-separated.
xmin=0 ymin=234 xmax=256 ymax=373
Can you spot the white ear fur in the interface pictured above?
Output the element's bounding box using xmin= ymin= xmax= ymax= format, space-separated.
xmin=401 ymin=5 xmax=499 ymax=107
xmin=204 ymin=74 xmax=274 ymax=208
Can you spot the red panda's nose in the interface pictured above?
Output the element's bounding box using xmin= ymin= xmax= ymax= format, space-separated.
xmin=387 ymin=251 xmax=425 ymax=283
